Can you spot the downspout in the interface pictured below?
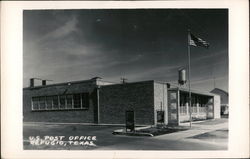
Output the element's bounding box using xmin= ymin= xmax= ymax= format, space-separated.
xmin=96 ymin=85 xmax=100 ymax=124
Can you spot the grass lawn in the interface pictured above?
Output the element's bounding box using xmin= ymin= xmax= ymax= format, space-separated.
xmin=137 ymin=125 xmax=190 ymax=136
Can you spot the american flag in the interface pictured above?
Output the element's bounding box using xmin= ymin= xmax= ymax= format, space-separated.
xmin=189 ymin=33 xmax=209 ymax=48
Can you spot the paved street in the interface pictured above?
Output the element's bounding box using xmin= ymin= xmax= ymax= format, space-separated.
xmin=23 ymin=119 xmax=228 ymax=150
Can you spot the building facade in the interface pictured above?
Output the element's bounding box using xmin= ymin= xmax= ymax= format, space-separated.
xmin=23 ymin=78 xmax=220 ymax=126
xmin=210 ymin=88 xmax=229 ymax=115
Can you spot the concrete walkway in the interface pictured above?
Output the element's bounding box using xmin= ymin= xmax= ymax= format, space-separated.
xmin=154 ymin=120 xmax=228 ymax=140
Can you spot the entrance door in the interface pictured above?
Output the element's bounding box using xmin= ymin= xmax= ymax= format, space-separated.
xmin=157 ymin=110 xmax=165 ymax=125
xmin=125 ymin=110 xmax=135 ymax=132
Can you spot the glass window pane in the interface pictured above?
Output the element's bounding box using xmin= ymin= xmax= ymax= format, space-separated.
xmin=52 ymin=96 xmax=59 ymax=109
xmin=32 ymin=97 xmax=39 ymax=110
xmin=66 ymin=95 xmax=73 ymax=108
xmin=170 ymin=92 xmax=177 ymax=100
xmin=39 ymin=97 xmax=46 ymax=110
xmin=81 ymin=93 xmax=89 ymax=108
xmin=73 ymin=94 xmax=81 ymax=108
xmin=59 ymin=95 xmax=66 ymax=109
xmin=46 ymin=96 xmax=53 ymax=110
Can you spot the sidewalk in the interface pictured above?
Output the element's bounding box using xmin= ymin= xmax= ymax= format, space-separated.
xmin=154 ymin=119 xmax=228 ymax=140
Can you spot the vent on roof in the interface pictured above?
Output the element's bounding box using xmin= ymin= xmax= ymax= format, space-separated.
xmin=42 ymin=80 xmax=46 ymax=86
xmin=29 ymin=78 xmax=52 ymax=87
xmin=30 ymin=78 xmax=34 ymax=87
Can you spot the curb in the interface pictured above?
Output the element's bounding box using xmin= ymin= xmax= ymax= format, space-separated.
xmin=112 ymin=131 xmax=154 ymax=137
xmin=23 ymin=122 xmax=150 ymax=127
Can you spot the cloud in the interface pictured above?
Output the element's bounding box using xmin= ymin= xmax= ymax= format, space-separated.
xmin=39 ymin=15 xmax=78 ymax=42
xmin=23 ymin=9 xmax=228 ymax=92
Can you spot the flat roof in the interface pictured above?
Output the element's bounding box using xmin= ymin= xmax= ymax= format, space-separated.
xmin=24 ymin=78 xmax=171 ymax=90
xmin=24 ymin=78 xmax=213 ymax=97
xmin=23 ymin=78 xmax=117 ymax=90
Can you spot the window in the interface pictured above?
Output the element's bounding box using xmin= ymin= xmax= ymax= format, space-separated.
xmin=59 ymin=95 xmax=66 ymax=109
xmin=31 ymin=92 xmax=90 ymax=111
xmin=32 ymin=97 xmax=39 ymax=110
xmin=73 ymin=94 xmax=81 ymax=108
xmin=46 ymin=96 xmax=53 ymax=109
xmin=52 ymin=96 xmax=59 ymax=109
xmin=66 ymin=95 xmax=73 ymax=109
xmin=39 ymin=97 xmax=46 ymax=110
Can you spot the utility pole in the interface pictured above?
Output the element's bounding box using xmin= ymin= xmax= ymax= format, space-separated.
xmin=121 ymin=77 xmax=127 ymax=84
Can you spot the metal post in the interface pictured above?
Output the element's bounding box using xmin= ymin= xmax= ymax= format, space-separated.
xmin=96 ymin=86 xmax=100 ymax=124
xmin=187 ymin=29 xmax=192 ymax=127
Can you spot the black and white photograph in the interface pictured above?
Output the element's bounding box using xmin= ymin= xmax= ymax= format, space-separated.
xmin=1 ymin=1 xmax=249 ymax=158
xmin=23 ymin=9 xmax=229 ymax=150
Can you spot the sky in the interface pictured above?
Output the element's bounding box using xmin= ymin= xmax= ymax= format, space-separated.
xmin=23 ymin=9 xmax=228 ymax=92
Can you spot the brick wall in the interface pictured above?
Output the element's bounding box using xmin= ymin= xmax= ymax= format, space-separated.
xmin=23 ymin=80 xmax=97 ymax=123
xmin=99 ymin=81 xmax=155 ymax=125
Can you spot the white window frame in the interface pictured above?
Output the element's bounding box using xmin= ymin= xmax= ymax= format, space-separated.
xmin=31 ymin=93 xmax=89 ymax=111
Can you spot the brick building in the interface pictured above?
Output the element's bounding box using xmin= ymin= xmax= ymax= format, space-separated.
xmin=23 ymin=78 xmax=220 ymax=126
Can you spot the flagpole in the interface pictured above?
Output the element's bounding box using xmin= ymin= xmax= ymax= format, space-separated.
xmin=187 ymin=29 xmax=192 ymax=128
